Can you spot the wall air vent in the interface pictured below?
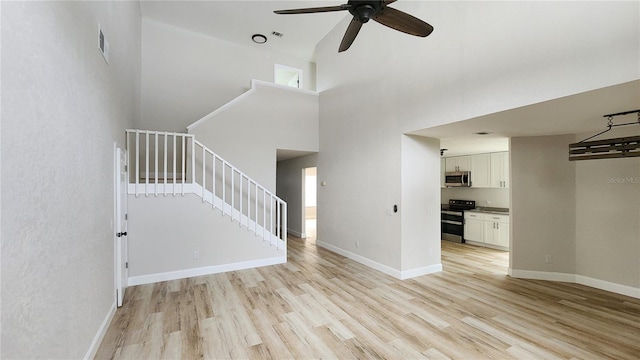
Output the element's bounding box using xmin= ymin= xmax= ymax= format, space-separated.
xmin=98 ymin=24 xmax=109 ymax=64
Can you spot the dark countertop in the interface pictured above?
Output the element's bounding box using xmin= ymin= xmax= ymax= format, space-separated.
xmin=441 ymin=204 xmax=509 ymax=214
xmin=468 ymin=207 xmax=510 ymax=215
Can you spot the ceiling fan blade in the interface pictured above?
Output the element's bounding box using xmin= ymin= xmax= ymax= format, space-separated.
xmin=384 ymin=0 xmax=399 ymax=4
xmin=339 ymin=17 xmax=363 ymax=52
xmin=373 ymin=6 xmax=434 ymax=37
xmin=274 ymin=5 xmax=349 ymax=15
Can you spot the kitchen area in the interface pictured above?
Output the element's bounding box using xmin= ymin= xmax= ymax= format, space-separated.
xmin=440 ymin=138 xmax=511 ymax=252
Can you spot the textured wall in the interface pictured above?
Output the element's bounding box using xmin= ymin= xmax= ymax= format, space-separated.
xmin=510 ymin=135 xmax=577 ymax=274
xmin=401 ymin=135 xmax=441 ymax=273
xmin=1 ymin=1 xmax=140 ymax=358
xmin=575 ymin=127 xmax=640 ymax=288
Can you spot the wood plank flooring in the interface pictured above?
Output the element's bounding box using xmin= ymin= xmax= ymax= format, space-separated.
xmin=96 ymin=237 xmax=640 ymax=359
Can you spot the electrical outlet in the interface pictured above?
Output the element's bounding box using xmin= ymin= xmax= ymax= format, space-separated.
xmin=194 ymin=251 xmax=200 ymax=259
xmin=545 ymin=255 xmax=552 ymax=264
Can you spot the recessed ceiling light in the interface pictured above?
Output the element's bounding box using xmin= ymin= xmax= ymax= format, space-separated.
xmin=474 ymin=131 xmax=492 ymax=135
xmin=252 ymin=34 xmax=267 ymax=44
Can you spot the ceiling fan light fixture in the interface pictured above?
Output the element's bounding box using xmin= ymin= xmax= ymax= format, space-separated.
xmin=252 ymin=34 xmax=267 ymax=44
xmin=273 ymin=0 xmax=434 ymax=53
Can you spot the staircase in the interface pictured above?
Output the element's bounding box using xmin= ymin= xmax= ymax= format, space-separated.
xmin=125 ymin=129 xmax=287 ymax=251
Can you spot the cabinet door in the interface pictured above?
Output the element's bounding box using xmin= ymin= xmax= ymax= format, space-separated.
xmin=445 ymin=157 xmax=458 ymax=172
xmin=445 ymin=156 xmax=471 ymax=172
xmin=490 ymin=152 xmax=509 ymax=188
xmin=464 ymin=218 xmax=483 ymax=242
xmin=471 ymin=154 xmax=491 ymax=187
xmin=457 ymin=156 xmax=471 ymax=171
xmin=501 ymin=152 xmax=509 ymax=188
xmin=483 ymin=221 xmax=497 ymax=245
xmin=497 ymin=222 xmax=510 ymax=248
xmin=490 ymin=153 xmax=503 ymax=188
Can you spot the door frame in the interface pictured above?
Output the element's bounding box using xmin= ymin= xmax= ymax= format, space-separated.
xmin=114 ymin=143 xmax=128 ymax=307
xmin=274 ymin=64 xmax=303 ymax=89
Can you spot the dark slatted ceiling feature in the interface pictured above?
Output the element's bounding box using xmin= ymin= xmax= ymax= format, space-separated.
xmin=569 ymin=136 xmax=640 ymax=161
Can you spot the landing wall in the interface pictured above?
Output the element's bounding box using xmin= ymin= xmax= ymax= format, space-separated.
xmin=189 ymin=81 xmax=319 ymax=193
xmin=127 ymin=193 xmax=284 ymax=285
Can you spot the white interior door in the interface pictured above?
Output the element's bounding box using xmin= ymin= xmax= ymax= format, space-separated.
xmin=274 ymin=64 xmax=303 ymax=89
xmin=115 ymin=145 xmax=128 ymax=307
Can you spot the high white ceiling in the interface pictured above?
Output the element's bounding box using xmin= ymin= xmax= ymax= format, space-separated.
xmin=139 ymin=1 xmax=640 ymax=156
xmin=139 ymin=0 xmax=349 ymax=62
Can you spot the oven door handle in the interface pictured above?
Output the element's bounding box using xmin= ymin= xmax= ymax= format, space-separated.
xmin=441 ymin=220 xmax=463 ymax=226
xmin=441 ymin=210 xmax=463 ymax=216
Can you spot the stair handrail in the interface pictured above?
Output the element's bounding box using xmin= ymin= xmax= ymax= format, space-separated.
xmin=125 ymin=129 xmax=287 ymax=248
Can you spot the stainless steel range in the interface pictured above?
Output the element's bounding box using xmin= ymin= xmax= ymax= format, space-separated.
xmin=441 ymin=199 xmax=476 ymax=243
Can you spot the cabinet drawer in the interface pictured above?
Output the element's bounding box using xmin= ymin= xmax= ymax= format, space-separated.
xmin=464 ymin=212 xmax=483 ymax=219
xmin=483 ymin=214 xmax=509 ymax=223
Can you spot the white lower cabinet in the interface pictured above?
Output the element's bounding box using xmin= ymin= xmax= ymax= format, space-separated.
xmin=464 ymin=213 xmax=483 ymax=242
xmin=465 ymin=211 xmax=509 ymax=250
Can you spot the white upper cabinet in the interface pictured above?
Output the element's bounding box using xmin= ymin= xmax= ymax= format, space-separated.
xmin=445 ymin=156 xmax=471 ymax=172
xmin=471 ymin=153 xmax=491 ymax=188
xmin=443 ymin=151 xmax=509 ymax=188
xmin=490 ymin=152 xmax=509 ymax=188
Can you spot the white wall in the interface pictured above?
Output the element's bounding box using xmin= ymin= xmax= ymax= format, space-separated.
xmin=315 ymin=1 xmax=638 ymax=276
xmin=276 ymin=154 xmax=318 ymax=238
xmin=1 ymin=1 xmax=141 ymax=358
xmin=510 ymin=131 xmax=640 ymax=295
xmin=401 ymin=135 xmax=442 ymax=274
xmin=510 ymin=135 xmax=577 ymax=275
xmin=127 ymin=194 xmax=284 ymax=283
xmin=189 ymin=82 xmax=319 ymax=192
xmin=575 ymin=127 xmax=640 ymax=288
xmin=317 ymin=85 xmax=403 ymax=270
xmin=140 ymin=19 xmax=317 ymax=132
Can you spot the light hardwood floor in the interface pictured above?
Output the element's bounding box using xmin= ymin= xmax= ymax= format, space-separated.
xmin=96 ymin=235 xmax=640 ymax=359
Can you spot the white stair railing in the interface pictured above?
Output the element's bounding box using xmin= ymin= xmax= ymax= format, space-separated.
xmin=125 ymin=129 xmax=287 ymax=250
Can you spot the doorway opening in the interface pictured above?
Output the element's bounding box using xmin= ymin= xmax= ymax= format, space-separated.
xmin=304 ymin=167 xmax=317 ymax=240
xmin=275 ymin=64 xmax=303 ymax=89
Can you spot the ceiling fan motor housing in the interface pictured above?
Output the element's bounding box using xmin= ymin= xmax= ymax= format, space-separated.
xmin=348 ymin=0 xmax=383 ymax=23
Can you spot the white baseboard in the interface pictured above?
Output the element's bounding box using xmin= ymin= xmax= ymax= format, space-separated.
xmin=508 ymin=269 xmax=576 ymax=283
xmin=84 ymin=301 xmax=117 ymax=360
xmin=509 ymin=269 xmax=640 ymax=299
xmin=400 ymin=264 xmax=443 ymax=279
xmin=316 ymin=240 xmax=442 ymax=280
xmin=575 ymin=275 xmax=640 ymax=299
xmin=287 ymin=228 xmax=305 ymax=238
xmin=128 ymin=255 xmax=286 ymax=286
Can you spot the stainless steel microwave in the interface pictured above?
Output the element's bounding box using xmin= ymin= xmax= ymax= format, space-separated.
xmin=445 ymin=171 xmax=471 ymax=187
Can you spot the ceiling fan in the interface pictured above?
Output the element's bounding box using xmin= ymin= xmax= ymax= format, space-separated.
xmin=274 ymin=0 xmax=434 ymax=52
